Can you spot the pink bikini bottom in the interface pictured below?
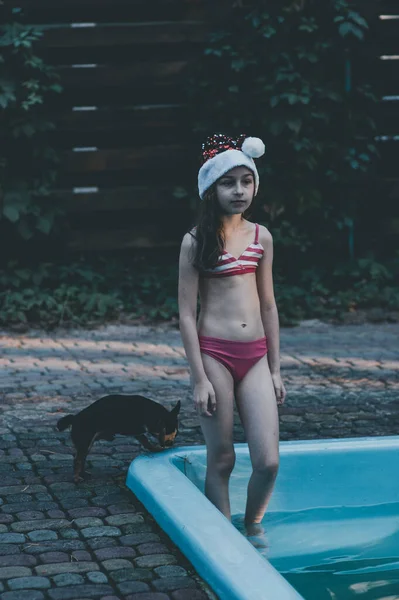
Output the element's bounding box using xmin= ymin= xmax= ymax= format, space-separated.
xmin=198 ymin=335 xmax=268 ymax=385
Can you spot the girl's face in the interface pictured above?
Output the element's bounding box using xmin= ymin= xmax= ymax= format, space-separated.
xmin=215 ymin=166 xmax=255 ymax=215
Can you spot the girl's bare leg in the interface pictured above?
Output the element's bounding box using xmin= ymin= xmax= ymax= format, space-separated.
xmin=199 ymin=354 xmax=236 ymax=520
xmin=235 ymin=355 xmax=280 ymax=526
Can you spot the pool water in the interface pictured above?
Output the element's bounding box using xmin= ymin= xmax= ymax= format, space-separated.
xmin=260 ymin=504 xmax=399 ymax=600
xmin=183 ymin=441 xmax=399 ymax=600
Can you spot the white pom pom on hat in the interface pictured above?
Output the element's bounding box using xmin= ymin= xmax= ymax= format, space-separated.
xmin=241 ymin=137 xmax=265 ymax=159
xmin=198 ymin=134 xmax=266 ymax=200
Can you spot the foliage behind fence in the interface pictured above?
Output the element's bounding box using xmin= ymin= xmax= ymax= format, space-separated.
xmin=1 ymin=0 xmax=398 ymax=265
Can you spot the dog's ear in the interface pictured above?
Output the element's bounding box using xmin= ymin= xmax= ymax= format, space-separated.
xmin=170 ymin=401 xmax=181 ymax=416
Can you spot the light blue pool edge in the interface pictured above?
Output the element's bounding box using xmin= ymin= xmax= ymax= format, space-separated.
xmin=126 ymin=436 xmax=399 ymax=600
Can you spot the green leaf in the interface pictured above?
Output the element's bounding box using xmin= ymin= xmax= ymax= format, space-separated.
xmin=173 ymin=186 xmax=188 ymax=199
xmin=3 ymin=205 xmax=20 ymax=223
xmin=0 ymin=92 xmax=16 ymax=109
xmin=36 ymin=216 xmax=53 ymax=235
xmin=270 ymin=96 xmax=279 ymax=108
xmin=287 ymin=119 xmax=303 ymax=133
xmin=287 ymin=93 xmax=299 ymax=105
xmin=15 ymin=270 xmax=31 ymax=282
xmin=32 ymin=272 xmax=44 ymax=286
xmin=351 ymin=26 xmax=364 ymax=40
xmin=4 ymin=189 xmax=30 ymax=209
xmin=20 ymin=124 xmax=36 ymax=137
xmin=348 ymin=11 xmax=368 ymax=29
xmin=338 ymin=21 xmax=364 ymax=39
xmin=324 ymin=90 xmax=342 ymax=102
xmin=17 ymin=220 xmax=34 ymax=240
xmin=231 ymin=59 xmax=246 ymax=72
xmin=338 ymin=22 xmax=352 ymax=36
xmin=270 ymin=120 xmax=284 ymax=136
xmin=262 ymin=26 xmax=276 ymax=38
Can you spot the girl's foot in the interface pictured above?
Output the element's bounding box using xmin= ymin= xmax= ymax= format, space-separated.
xmin=231 ymin=515 xmax=269 ymax=550
xmin=247 ymin=533 xmax=269 ymax=550
xmin=245 ymin=522 xmax=269 ymax=550
xmin=245 ymin=521 xmax=265 ymax=537
xmin=231 ymin=514 xmax=246 ymax=534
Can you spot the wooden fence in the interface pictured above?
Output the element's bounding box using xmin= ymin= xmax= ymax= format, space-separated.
xmin=17 ymin=0 xmax=213 ymax=252
xmin=366 ymin=1 xmax=399 ymax=238
xmin=16 ymin=0 xmax=399 ymax=250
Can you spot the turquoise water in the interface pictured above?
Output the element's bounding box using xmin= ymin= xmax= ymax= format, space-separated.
xmin=256 ymin=504 xmax=399 ymax=600
xmin=184 ymin=446 xmax=399 ymax=600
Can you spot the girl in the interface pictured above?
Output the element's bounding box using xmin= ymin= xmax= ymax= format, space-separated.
xmin=178 ymin=133 xmax=286 ymax=536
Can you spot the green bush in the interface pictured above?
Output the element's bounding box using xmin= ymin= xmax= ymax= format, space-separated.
xmin=0 ymin=258 xmax=180 ymax=329
xmin=183 ymin=0 xmax=381 ymax=264
xmin=1 ymin=254 xmax=398 ymax=330
xmin=0 ymin=17 xmax=63 ymax=241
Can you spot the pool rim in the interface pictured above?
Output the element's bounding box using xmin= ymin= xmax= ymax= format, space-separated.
xmin=126 ymin=435 xmax=399 ymax=600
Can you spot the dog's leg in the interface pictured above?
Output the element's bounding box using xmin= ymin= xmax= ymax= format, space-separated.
xmin=73 ymin=452 xmax=88 ymax=483
xmin=73 ymin=432 xmax=100 ymax=483
xmin=134 ymin=434 xmax=163 ymax=452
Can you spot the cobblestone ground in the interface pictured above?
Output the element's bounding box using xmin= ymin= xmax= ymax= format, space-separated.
xmin=0 ymin=321 xmax=398 ymax=600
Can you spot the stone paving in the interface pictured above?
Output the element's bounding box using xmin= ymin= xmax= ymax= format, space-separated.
xmin=0 ymin=320 xmax=398 ymax=600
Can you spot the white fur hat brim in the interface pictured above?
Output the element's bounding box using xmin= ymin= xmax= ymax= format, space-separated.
xmin=198 ymin=149 xmax=260 ymax=200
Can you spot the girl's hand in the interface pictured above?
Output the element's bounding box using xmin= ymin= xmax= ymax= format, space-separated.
xmin=194 ymin=380 xmax=216 ymax=417
xmin=271 ymin=373 xmax=286 ymax=405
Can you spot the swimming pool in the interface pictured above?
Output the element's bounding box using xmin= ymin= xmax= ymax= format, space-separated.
xmin=126 ymin=436 xmax=399 ymax=600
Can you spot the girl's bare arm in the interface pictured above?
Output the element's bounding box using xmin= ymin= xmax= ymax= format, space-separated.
xmin=178 ymin=234 xmax=216 ymax=416
xmin=256 ymin=226 xmax=281 ymax=375
xmin=178 ymin=233 xmax=207 ymax=383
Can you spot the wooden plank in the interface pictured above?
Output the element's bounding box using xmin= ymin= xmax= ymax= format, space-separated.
xmin=54 ymin=104 xmax=184 ymax=130
xmin=37 ymin=21 xmax=399 ymax=61
xmin=18 ymin=6 xmax=205 ymax=25
xmin=378 ymin=1 xmax=399 ymax=16
xmin=56 ymin=165 xmax=195 ymax=188
xmin=377 ymin=140 xmax=399 ymax=176
xmin=376 ymin=18 xmax=399 ymax=55
xmin=57 ymin=61 xmax=188 ymax=88
xmin=383 ymin=179 xmax=399 ymax=200
xmin=65 ymin=222 xmax=188 ymax=251
xmin=388 ymin=218 xmax=399 ymax=233
xmin=17 ymin=0 xmax=204 ymax=7
xmin=40 ymin=42 xmax=202 ymax=67
xmin=63 ymin=144 xmax=195 ymax=173
xmin=375 ymin=100 xmax=399 ymax=133
xmin=45 ymin=105 xmax=189 ymax=148
xmin=355 ymin=58 xmax=399 ymax=96
xmin=47 ymin=129 xmax=190 ymax=150
xmin=49 ymin=186 xmax=189 ymax=212
xmin=15 ymin=0 xmax=217 ymax=24
xmin=47 ymin=83 xmax=182 ymax=108
xmin=39 ymin=22 xmax=207 ymax=49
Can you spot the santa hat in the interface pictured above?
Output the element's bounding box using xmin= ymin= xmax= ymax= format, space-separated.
xmin=198 ymin=133 xmax=265 ymax=200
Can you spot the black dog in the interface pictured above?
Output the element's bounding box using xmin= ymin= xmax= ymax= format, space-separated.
xmin=57 ymin=394 xmax=181 ymax=482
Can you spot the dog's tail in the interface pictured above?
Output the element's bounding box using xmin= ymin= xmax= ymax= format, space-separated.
xmin=57 ymin=415 xmax=75 ymax=431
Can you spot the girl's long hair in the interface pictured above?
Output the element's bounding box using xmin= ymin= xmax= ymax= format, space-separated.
xmin=190 ymin=183 xmax=254 ymax=272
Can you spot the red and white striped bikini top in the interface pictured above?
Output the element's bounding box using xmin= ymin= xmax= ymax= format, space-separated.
xmin=202 ymin=223 xmax=264 ymax=278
